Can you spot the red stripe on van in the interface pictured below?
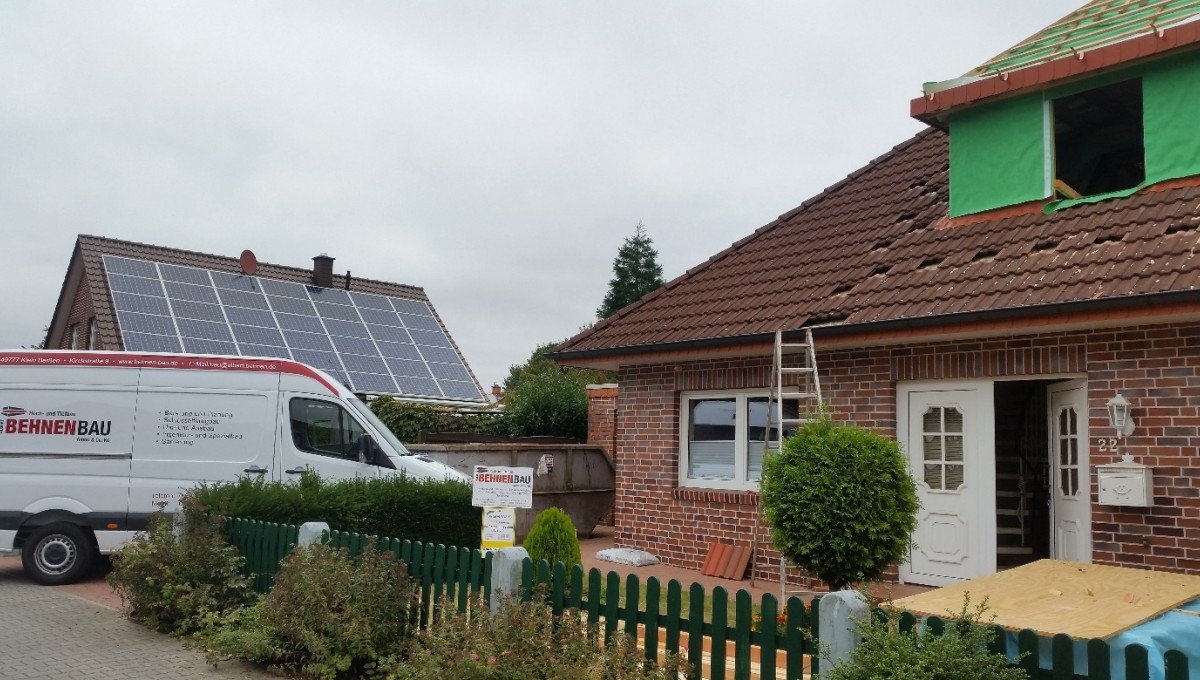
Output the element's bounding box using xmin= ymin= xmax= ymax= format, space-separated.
xmin=0 ymin=352 xmax=339 ymax=395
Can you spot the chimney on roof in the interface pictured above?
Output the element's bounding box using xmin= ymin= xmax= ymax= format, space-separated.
xmin=312 ymin=254 xmax=334 ymax=288
xmin=491 ymin=384 xmax=503 ymax=400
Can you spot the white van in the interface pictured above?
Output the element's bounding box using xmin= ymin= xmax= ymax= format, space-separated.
xmin=0 ymin=350 xmax=467 ymax=584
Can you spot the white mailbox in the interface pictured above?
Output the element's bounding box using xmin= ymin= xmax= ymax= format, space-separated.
xmin=1096 ymin=456 xmax=1153 ymax=507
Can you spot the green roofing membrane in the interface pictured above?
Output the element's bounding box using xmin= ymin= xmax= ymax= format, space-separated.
xmin=972 ymin=0 xmax=1200 ymax=76
xmin=950 ymin=94 xmax=1047 ymax=217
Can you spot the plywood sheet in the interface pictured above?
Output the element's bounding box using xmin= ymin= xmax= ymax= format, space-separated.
xmin=893 ymin=560 xmax=1200 ymax=639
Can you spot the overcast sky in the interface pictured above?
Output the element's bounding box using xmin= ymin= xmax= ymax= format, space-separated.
xmin=1 ymin=1 xmax=1079 ymax=387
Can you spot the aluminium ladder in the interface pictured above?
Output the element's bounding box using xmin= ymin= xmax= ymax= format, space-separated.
xmin=763 ymin=328 xmax=824 ymax=598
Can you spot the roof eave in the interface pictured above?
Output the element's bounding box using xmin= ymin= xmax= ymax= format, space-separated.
xmin=550 ymin=288 xmax=1200 ymax=364
xmin=911 ymin=20 xmax=1200 ymax=126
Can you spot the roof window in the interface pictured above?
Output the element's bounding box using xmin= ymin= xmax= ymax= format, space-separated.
xmin=1051 ymin=79 xmax=1144 ymax=199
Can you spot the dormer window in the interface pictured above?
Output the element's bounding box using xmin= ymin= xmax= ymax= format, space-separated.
xmin=1052 ymin=79 xmax=1144 ymax=199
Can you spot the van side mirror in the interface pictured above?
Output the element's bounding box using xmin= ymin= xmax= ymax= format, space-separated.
xmin=355 ymin=434 xmax=393 ymax=468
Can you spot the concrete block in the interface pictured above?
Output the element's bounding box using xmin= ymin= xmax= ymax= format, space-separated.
xmin=819 ymin=589 xmax=869 ymax=669
xmin=490 ymin=547 xmax=530 ymax=614
xmin=297 ymin=522 xmax=330 ymax=548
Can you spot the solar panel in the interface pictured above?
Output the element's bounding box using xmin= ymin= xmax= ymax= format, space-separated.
xmin=182 ymin=338 xmax=238 ymax=355
xmin=283 ymin=330 xmax=335 ymax=352
xmin=217 ymin=288 xmax=270 ymax=310
xmin=267 ymin=295 xmax=316 ymax=316
xmin=102 ymin=255 xmax=485 ymax=401
xmin=118 ymin=312 xmax=177 ymax=337
xmin=223 ymin=306 xmax=275 ymax=328
xmin=178 ymin=318 xmax=234 ymax=342
xmin=112 ymin=292 xmax=171 ymax=316
xmin=171 ymin=299 xmax=227 ymax=322
xmin=239 ymin=344 xmax=292 ymax=360
xmin=322 ymin=318 xmax=370 ymax=339
xmin=230 ymin=324 xmax=285 ymax=346
xmin=391 ymin=298 xmax=432 ymax=316
xmin=109 ymin=274 xmax=165 ymax=297
xmin=164 ymin=280 xmax=220 ymax=305
xmin=159 ymin=264 xmax=211 ymax=286
xmin=123 ymin=332 xmax=182 ymax=353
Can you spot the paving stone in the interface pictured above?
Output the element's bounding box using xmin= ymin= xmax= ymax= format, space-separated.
xmin=0 ymin=568 xmax=265 ymax=679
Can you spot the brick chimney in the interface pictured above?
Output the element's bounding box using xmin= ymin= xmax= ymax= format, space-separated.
xmin=312 ymin=254 xmax=334 ymax=288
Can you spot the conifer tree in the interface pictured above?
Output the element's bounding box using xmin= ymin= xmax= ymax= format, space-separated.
xmin=597 ymin=222 xmax=664 ymax=319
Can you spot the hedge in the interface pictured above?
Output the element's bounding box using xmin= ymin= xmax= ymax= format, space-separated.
xmin=193 ymin=472 xmax=480 ymax=549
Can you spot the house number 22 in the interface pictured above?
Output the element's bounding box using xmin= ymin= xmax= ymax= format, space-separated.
xmin=1096 ymin=438 xmax=1119 ymax=451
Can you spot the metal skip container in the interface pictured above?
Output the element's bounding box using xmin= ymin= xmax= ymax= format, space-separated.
xmin=408 ymin=443 xmax=615 ymax=543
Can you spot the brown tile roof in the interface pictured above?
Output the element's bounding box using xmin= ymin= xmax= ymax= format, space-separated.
xmin=554 ymin=129 xmax=1200 ymax=358
xmin=70 ymin=235 xmax=432 ymax=354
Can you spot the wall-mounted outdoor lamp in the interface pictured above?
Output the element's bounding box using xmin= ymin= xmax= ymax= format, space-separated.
xmin=1106 ymin=392 xmax=1135 ymax=438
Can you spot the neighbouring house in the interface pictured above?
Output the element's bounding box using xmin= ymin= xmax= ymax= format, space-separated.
xmin=44 ymin=235 xmax=488 ymax=405
xmin=553 ymin=1 xmax=1200 ymax=588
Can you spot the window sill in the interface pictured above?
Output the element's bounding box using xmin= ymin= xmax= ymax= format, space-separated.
xmin=673 ymin=487 xmax=759 ymax=506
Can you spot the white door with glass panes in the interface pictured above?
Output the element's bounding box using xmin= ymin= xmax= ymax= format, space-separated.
xmin=679 ymin=392 xmax=798 ymax=490
xmin=1049 ymin=380 xmax=1091 ymax=562
xmin=898 ymin=383 xmax=995 ymax=586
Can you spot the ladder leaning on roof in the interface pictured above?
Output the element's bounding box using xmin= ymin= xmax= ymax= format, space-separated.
xmin=757 ymin=328 xmax=824 ymax=598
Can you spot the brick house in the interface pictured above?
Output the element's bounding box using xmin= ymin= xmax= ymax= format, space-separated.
xmin=553 ymin=1 xmax=1200 ymax=587
xmin=44 ymin=235 xmax=487 ymax=405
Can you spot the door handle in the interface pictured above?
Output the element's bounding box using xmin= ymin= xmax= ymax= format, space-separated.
xmin=285 ymin=467 xmax=306 ymax=475
xmin=243 ymin=465 xmax=268 ymax=474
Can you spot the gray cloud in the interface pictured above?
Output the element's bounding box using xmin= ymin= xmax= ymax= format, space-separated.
xmin=0 ymin=1 xmax=1077 ymax=384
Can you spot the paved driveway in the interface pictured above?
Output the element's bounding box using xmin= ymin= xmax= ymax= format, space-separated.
xmin=0 ymin=560 xmax=265 ymax=679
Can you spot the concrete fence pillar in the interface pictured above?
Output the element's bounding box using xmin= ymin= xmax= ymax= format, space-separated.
xmin=819 ymin=589 xmax=869 ymax=669
xmin=297 ymin=522 xmax=330 ymax=548
xmin=489 ymin=547 xmax=530 ymax=613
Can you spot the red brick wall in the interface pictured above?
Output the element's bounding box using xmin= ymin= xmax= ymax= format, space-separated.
xmin=586 ymin=385 xmax=618 ymax=455
xmin=56 ymin=275 xmax=98 ymax=349
xmin=611 ymin=322 xmax=1200 ymax=585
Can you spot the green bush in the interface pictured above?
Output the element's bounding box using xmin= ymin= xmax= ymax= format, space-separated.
xmin=108 ymin=500 xmax=255 ymax=635
xmin=523 ymin=507 xmax=581 ymax=569
xmin=370 ymin=396 xmax=505 ymax=442
xmin=823 ymin=598 xmax=1026 ymax=680
xmin=502 ymin=369 xmax=589 ymax=439
xmin=388 ymin=595 xmax=688 ymax=679
xmin=193 ymin=472 xmax=480 ymax=549
xmin=205 ymin=542 xmax=419 ymax=679
xmin=760 ymin=418 xmax=918 ymax=591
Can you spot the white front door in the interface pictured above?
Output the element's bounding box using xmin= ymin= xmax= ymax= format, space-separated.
xmin=1049 ymin=380 xmax=1091 ymax=562
xmin=899 ymin=382 xmax=996 ymax=586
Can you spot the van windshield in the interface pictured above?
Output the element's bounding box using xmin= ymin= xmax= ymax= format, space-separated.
xmin=347 ymin=397 xmax=411 ymax=459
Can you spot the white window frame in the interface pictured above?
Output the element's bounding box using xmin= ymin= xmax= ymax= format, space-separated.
xmin=69 ymin=324 xmax=79 ymax=349
xmin=678 ymin=389 xmax=777 ymax=491
xmin=88 ymin=318 xmax=98 ymax=350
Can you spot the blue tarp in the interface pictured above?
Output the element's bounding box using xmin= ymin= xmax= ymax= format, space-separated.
xmin=1003 ymin=598 xmax=1200 ymax=677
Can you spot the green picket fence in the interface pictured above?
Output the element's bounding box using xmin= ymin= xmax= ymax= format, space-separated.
xmin=225 ymin=517 xmax=1192 ymax=680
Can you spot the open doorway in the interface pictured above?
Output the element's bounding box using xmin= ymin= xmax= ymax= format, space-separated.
xmin=994 ymin=380 xmax=1053 ymax=569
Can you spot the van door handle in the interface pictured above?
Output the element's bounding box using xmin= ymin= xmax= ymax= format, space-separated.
xmin=243 ymin=466 xmax=268 ymax=474
xmin=285 ymin=467 xmax=306 ymax=475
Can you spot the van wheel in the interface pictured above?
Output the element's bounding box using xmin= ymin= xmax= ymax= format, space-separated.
xmin=22 ymin=523 xmax=95 ymax=585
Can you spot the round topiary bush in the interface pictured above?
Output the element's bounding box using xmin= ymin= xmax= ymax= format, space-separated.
xmin=523 ymin=507 xmax=581 ymax=568
xmin=760 ymin=418 xmax=918 ymax=591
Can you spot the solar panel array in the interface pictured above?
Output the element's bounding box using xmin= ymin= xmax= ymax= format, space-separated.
xmin=101 ymin=255 xmax=485 ymax=402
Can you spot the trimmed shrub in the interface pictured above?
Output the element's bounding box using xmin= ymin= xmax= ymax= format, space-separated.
xmin=760 ymin=418 xmax=918 ymax=591
xmin=193 ymin=472 xmax=480 ymax=549
xmin=205 ymin=542 xmax=419 ymax=679
xmin=388 ymin=595 xmax=688 ymax=679
xmin=108 ymin=499 xmax=254 ymax=635
xmin=823 ymin=597 xmax=1027 ymax=680
xmin=523 ymin=507 xmax=581 ymax=569
xmin=502 ymin=369 xmax=589 ymax=439
xmin=370 ymin=396 xmax=505 ymax=442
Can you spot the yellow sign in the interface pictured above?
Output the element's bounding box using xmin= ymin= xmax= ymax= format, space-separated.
xmin=481 ymin=506 xmax=516 ymax=550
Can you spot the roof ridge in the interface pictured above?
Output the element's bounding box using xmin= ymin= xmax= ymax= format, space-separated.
xmin=77 ymin=234 xmax=425 ymax=294
xmin=554 ymin=129 xmax=936 ymax=354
